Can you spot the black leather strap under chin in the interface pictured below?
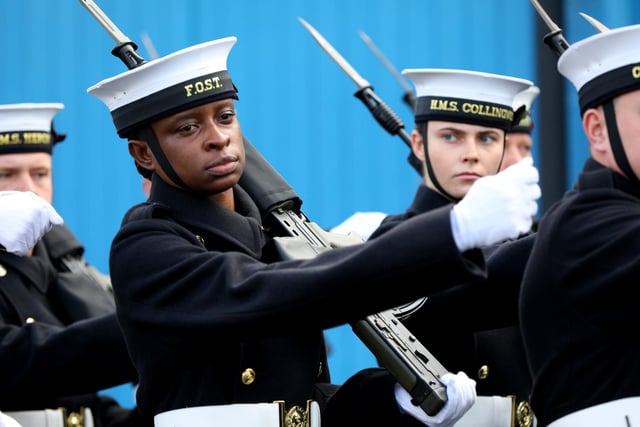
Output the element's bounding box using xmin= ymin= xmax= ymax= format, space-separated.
xmin=603 ymin=100 xmax=640 ymax=186
xmin=420 ymin=126 xmax=459 ymax=203
xmin=140 ymin=126 xmax=189 ymax=190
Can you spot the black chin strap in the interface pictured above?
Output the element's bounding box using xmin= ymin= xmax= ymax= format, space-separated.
xmin=140 ymin=126 xmax=189 ymax=190
xmin=420 ymin=125 xmax=459 ymax=203
xmin=603 ymin=100 xmax=640 ymax=186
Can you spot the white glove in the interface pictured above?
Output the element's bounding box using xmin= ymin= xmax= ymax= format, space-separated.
xmin=395 ymin=371 xmax=477 ymax=427
xmin=0 ymin=191 xmax=63 ymax=256
xmin=450 ymin=157 xmax=540 ymax=252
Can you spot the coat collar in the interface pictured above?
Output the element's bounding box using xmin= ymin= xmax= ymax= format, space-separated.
xmin=0 ymin=248 xmax=56 ymax=294
xmin=577 ymin=157 xmax=640 ymax=200
xmin=406 ymin=184 xmax=451 ymax=216
xmin=148 ymin=175 xmax=266 ymax=257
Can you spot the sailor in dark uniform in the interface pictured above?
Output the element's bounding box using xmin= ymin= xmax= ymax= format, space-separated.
xmin=520 ymin=19 xmax=640 ymax=427
xmin=0 ymin=103 xmax=151 ymax=427
xmin=369 ymin=69 xmax=539 ymax=427
xmin=86 ymin=34 xmax=540 ymax=427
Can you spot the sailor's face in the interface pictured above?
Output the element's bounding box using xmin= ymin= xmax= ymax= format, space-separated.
xmin=151 ymin=99 xmax=245 ymax=195
xmin=0 ymin=152 xmax=54 ymax=204
xmin=502 ymin=132 xmax=533 ymax=171
xmin=416 ymin=120 xmax=505 ymax=199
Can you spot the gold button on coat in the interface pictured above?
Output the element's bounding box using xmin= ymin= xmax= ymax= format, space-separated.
xmin=0 ymin=264 xmax=7 ymax=277
xmin=516 ymin=400 xmax=533 ymax=427
xmin=25 ymin=317 xmax=35 ymax=324
xmin=241 ymin=368 xmax=256 ymax=385
xmin=477 ymin=365 xmax=489 ymax=380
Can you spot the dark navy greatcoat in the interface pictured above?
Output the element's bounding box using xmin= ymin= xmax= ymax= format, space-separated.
xmin=520 ymin=158 xmax=640 ymax=426
xmin=370 ymin=184 xmax=534 ymax=404
xmin=109 ymin=174 xmax=487 ymax=425
xmin=0 ymin=225 xmax=149 ymax=427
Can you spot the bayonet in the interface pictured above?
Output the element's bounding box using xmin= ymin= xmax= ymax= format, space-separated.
xmin=358 ymin=30 xmax=416 ymax=111
xmin=298 ymin=17 xmax=422 ymax=176
xmin=529 ymin=0 xmax=560 ymax=34
xmin=529 ymin=0 xmax=570 ymax=57
xmin=299 ymin=17 xmax=370 ymax=88
xmin=78 ymin=0 xmax=146 ymax=69
xmin=579 ymin=12 xmax=610 ymax=33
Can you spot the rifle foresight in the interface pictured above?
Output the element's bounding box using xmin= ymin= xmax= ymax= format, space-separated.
xmin=529 ymin=0 xmax=570 ymax=57
xmin=543 ymin=30 xmax=570 ymax=57
xmin=353 ymin=87 xmax=422 ymax=176
xmin=112 ymin=41 xmax=146 ymax=70
xmin=402 ymin=91 xmax=417 ymax=113
xmin=79 ymin=0 xmax=147 ymax=70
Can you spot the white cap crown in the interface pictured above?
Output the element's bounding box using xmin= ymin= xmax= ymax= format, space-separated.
xmin=511 ymin=85 xmax=540 ymax=133
xmin=88 ymin=37 xmax=238 ymax=137
xmin=512 ymin=85 xmax=540 ymax=112
xmin=402 ymin=68 xmax=533 ymax=130
xmin=0 ymin=103 xmax=64 ymax=154
xmin=0 ymin=103 xmax=64 ymax=133
xmin=558 ymin=24 xmax=640 ymax=113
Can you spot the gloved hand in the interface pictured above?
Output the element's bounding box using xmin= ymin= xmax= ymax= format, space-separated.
xmin=395 ymin=371 xmax=477 ymax=427
xmin=450 ymin=157 xmax=540 ymax=252
xmin=0 ymin=191 xmax=63 ymax=256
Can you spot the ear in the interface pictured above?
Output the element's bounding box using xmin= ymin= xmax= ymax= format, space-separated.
xmin=411 ymin=128 xmax=426 ymax=162
xmin=128 ymin=139 xmax=156 ymax=171
xmin=583 ymin=108 xmax=608 ymax=155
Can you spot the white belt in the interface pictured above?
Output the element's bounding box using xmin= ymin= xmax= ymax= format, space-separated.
xmin=548 ymin=396 xmax=640 ymax=427
xmin=154 ymin=401 xmax=321 ymax=427
xmin=5 ymin=408 xmax=94 ymax=427
xmin=454 ymin=396 xmax=536 ymax=427
xmin=0 ymin=412 xmax=26 ymax=427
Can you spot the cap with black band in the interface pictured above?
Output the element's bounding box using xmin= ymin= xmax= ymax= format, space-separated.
xmin=0 ymin=103 xmax=65 ymax=155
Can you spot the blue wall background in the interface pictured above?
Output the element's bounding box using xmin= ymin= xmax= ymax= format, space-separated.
xmin=1 ymin=0 xmax=638 ymax=408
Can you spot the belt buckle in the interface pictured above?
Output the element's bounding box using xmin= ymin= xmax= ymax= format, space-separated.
xmin=516 ymin=400 xmax=533 ymax=427
xmin=507 ymin=396 xmax=533 ymax=427
xmin=275 ymin=400 xmax=312 ymax=427
xmin=58 ymin=407 xmax=85 ymax=427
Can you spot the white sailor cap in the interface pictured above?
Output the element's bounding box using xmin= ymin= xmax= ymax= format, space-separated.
xmin=558 ymin=24 xmax=640 ymax=114
xmin=0 ymin=103 xmax=65 ymax=154
xmin=88 ymin=37 xmax=238 ymax=138
xmin=510 ymin=85 xmax=540 ymax=134
xmin=402 ymin=68 xmax=533 ymax=131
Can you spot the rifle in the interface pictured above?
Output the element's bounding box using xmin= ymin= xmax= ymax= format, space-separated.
xmin=81 ymin=1 xmax=447 ymax=415
xmin=298 ymin=17 xmax=423 ymax=177
xmin=244 ymin=138 xmax=449 ymax=416
xmin=529 ymin=0 xmax=571 ymax=57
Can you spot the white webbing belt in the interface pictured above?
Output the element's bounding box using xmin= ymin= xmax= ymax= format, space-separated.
xmin=453 ymin=395 xmax=528 ymax=427
xmin=154 ymin=401 xmax=321 ymax=427
xmin=548 ymin=396 xmax=640 ymax=427
xmin=5 ymin=408 xmax=94 ymax=427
